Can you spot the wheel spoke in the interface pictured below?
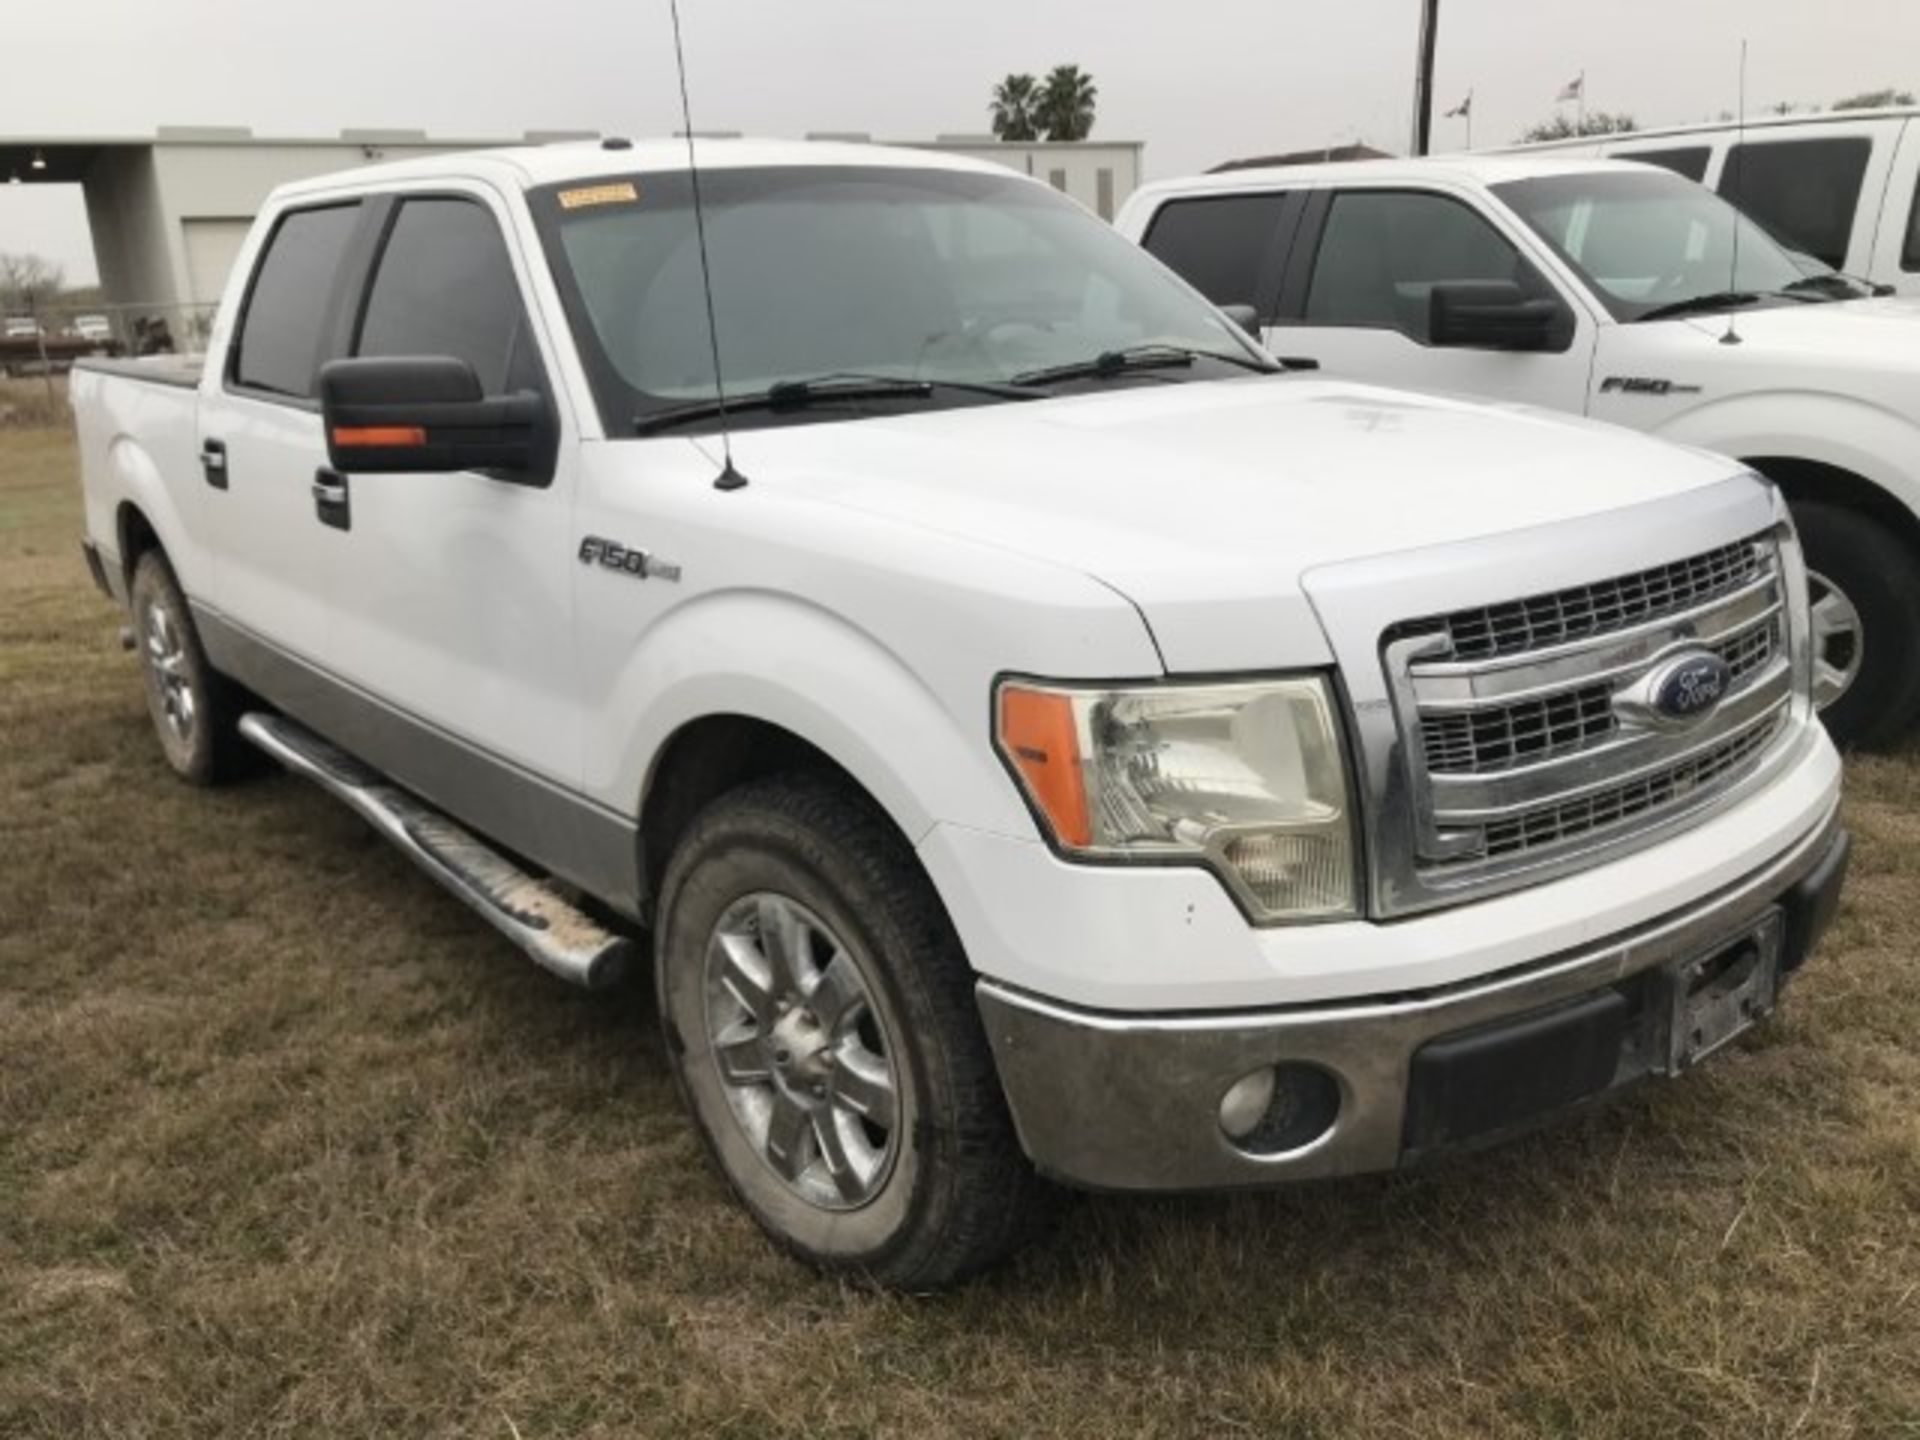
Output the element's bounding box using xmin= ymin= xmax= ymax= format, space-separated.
xmin=808 ymin=950 xmax=866 ymax=1031
xmin=713 ymin=1019 xmax=770 ymax=1085
xmin=831 ymin=1046 xmax=896 ymax=1131
xmin=714 ymin=931 xmax=775 ymax=1025
xmin=755 ymin=895 xmax=811 ymax=996
xmin=811 ymin=1109 xmax=872 ymax=1202
xmin=763 ymin=1089 xmax=813 ymax=1181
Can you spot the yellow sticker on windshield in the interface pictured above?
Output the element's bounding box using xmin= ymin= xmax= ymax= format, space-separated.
xmin=559 ymin=182 xmax=639 ymax=210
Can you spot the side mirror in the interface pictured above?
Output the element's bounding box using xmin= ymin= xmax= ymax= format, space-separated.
xmin=1428 ymin=281 xmax=1569 ymax=352
xmin=1218 ymin=302 xmax=1261 ymax=337
xmin=319 ymin=356 xmax=549 ymax=478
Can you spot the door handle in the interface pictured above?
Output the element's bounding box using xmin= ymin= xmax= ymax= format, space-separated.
xmin=1274 ymin=356 xmax=1320 ymax=371
xmin=200 ymin=438 xmax=228 ymax=489
xmin=312 ymin=467 xmax=351 ymax=531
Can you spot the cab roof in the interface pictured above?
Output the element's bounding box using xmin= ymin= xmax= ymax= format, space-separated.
xmin=1128 ymin=153 xmax=1661 ymax=206
xmin=272 ymin=136 xmax=1017 ymax=201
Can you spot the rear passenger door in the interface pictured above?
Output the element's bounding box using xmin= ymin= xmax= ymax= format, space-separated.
xmin=321 ymin=188 xmax=582 ymax=789
xmin=202 ymin=200 xmax=366 ymax=663
xmin=1866 ymin=118 xmax=1920 ymax=295
xmin=1272 ymin=185 xmax=1596 ymax=414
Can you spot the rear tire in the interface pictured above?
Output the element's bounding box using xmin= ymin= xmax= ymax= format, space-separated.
xmin=1790 ymin=502 xmax=1920 ymax=750
xmin=655 ymin=773 xmax=1054 ymax=1289
xmin=129 ymin=551 xmax=247 ymax=784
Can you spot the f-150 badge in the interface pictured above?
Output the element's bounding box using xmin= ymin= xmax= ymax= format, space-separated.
xmin=578 ymin=536 xmax=681 ymax=582
xmin=1598 ymin=376 xmax=1703 ymax=397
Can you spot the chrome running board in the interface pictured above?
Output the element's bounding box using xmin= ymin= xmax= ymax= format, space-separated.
xmin=239 ymin=712 xmax=632 ymax=989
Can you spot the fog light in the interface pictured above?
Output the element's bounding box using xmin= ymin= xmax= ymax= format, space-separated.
xmin=1218 ymin=1062 xmax=1341 ymax=1155
xmin=1219 ymin=1067 xmax=1277 ymax=1140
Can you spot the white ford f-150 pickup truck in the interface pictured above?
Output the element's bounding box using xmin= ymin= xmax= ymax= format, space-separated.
xmin=1120 ymin=155 xmax=1920 ymax=749
xmin=74 ymin=140 xmax=1849 ymax=1288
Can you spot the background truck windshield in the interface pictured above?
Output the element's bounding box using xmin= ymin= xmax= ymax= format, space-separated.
xmin=1493 ymin=169 xmax=1829 ymax=322
xmin=535 ymin=165 xmax=1261 ymax=429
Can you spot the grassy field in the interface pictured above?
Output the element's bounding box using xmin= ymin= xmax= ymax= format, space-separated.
xmin=4 ymin=412 xmax=1919 ymax=1438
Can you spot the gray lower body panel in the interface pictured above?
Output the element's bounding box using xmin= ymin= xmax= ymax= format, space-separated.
xmin=194 ymin=604 xmax=642 ymax=917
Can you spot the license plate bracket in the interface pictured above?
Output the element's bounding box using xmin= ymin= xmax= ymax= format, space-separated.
xmin=1663 ymin=909 xmax=1784 ymax=1073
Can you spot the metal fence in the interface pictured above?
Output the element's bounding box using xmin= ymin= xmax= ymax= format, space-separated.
xmin=0 ymin=300 xmax=218 ymax=374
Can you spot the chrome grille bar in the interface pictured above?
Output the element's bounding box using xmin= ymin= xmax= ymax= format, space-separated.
xmin=1379 ymin=530 xmax=1798 ymax=899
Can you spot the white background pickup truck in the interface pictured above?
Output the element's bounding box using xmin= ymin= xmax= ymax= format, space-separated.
xmin=75 ymin=139 xmax=1847 ymax=1287
xmin=1120 ymin=155 xmax=1920 ymax=748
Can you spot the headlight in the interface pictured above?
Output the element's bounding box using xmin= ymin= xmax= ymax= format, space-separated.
xmin=994 ymin=676 xmax=1358 ymax=922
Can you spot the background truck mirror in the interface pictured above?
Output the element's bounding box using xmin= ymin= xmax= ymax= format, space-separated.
xmin=1428 ymin=281 xmax=1568 ymax=352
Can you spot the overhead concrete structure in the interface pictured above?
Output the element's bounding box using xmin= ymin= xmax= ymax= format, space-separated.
xmin=0 ymin=126 xmax=1143 ymax=336
xmin=0 ymin=128 xmax=596 ymax=321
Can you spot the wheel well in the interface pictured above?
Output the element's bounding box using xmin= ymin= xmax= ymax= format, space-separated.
xmin=637 ymin=715 xmax=878 ymax=910
xmin=115 ymin=501 xmax=162 ymax=592
xmin=1743 ymin=456 xmax=1920 ymax=560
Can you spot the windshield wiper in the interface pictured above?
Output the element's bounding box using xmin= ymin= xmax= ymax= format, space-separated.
xmin=635 ymin=373 xmax=1041 ymax=434
xmin=1010 ymin=343 xmax=1273 ymax=388
xmin=1780 ymin=273 xmax=1879 ymax=300
xmin=1634 ymin=291 xmax=1761 ymax=324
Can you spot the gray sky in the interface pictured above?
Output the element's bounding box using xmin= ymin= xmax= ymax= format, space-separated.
xmin=4 ymin=0 xmax=1914 ymax=285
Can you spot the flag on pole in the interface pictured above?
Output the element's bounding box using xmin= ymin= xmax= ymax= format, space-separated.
xmin=1556 ymin=74 xmax=1585 ymax=103
xmin=1445 ymin=91 xmax=1473 ymax=118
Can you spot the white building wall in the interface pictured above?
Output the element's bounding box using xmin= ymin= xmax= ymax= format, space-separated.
xmin=908 ymin=139 xmax=1143 ymax=220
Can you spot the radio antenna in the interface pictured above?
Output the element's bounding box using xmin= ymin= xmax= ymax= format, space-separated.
xmin=669 ymin=0 xmax=747 ymax=489
xmin=1722 ymin=39 xmax=1748 ymax=346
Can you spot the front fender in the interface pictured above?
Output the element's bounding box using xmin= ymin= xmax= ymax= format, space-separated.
xmin=588 ymin=589 xmax=1041 ymax=848
xmin=1646 ymin=390 xmax=1920 ymax=519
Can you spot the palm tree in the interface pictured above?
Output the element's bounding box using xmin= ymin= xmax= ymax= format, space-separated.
xmin=1036 ymin=65 xmax=1097 ymax=142
xmin=989 ymin=74 xmax=1041 ymax=142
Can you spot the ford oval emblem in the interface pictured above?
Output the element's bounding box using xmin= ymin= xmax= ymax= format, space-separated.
xmin=1650 ymin=650 xmax=1732 ymax=723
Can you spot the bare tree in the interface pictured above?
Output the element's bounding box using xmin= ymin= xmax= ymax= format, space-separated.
xmin=1832 ymin=87 xmax=1915 ymax=110
xmin=0 ymin=252 xmax=67 ymax=316
xmin=1516 ymin=111 xmax=1637 ymax=144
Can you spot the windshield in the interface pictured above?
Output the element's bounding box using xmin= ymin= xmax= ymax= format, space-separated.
xmin=532 ymin=165 xmax=1269 ymax=433
xmin=1491 ymin=169 xmax=1846 ymax=322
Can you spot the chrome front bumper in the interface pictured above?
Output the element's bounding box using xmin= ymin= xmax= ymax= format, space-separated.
xmin=977 ymin=807 xmax=1848 ymax=1192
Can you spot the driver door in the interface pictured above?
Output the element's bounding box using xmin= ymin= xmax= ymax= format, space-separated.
xmin=1267 ymin=186 xmax=1596 ymax=415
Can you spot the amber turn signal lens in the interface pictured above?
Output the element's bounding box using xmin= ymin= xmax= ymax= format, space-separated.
xmin=997 ymin=685 xmax=1091 ymax=847
xmin=332 ymin=425 xmax=426 ymax=448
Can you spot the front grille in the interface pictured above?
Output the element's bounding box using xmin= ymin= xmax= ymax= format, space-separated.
xmin=1406 ymin=538 xmax=1768 ymax=662
xmin=1378 ymin=530 xmax=1796 ymax=911
xmin=1419 ymin=616 xmax=1783 ymax=776
xmin=1476 ymin=715 xmax=1783 ymax=860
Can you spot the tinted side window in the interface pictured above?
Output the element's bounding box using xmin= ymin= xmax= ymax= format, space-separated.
xmin=356 ymin=197 xmax=542 ymax=395
xmin=1141 ymin=193 xmax=1289 ymax=306
xmin=232 ymin=204 xmax=361 ymax=399
xmin=1619 ymin=146 xmax=1711 ymax=182
xmin=1718 ymin=137 xmax=1871 ymax=269
xmin=1904 ymin=175 xmax=1920 ymax=272
xmin=1303 ymin=190 xmax=1544 ymax=341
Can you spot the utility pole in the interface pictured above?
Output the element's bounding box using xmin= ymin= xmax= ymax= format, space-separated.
xmin=1411 ymin=0 xmax=1440 ymax=156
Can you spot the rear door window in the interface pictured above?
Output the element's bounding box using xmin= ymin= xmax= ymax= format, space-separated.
xmin=1718 ymin=137 xmax=1871 ymax=269
xmin=230 ymin=203 xmax=362 ymax=399
xmin=1904 ymin=174 xmax=1920 ymax=272
xmin=355 ymin=196 xmax=545 ymax=396
xmin=1617 ymin=146 xmax=1711 ymax=182
xmin=1140 ymin=192 xmax=1291 ymax=309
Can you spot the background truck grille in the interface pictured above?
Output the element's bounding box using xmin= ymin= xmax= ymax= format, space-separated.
xmin=1382 ymin=533 xmax=1794 ymax=904
xmin=1416 ymin=538 xmax=1768 ymax=662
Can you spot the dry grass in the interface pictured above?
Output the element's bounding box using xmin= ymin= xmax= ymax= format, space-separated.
xmin=3 ymin=421 xmax=1919 ymax=1438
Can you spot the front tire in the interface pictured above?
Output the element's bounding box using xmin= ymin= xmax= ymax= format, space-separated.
xmin=655 ymin=774 xmax=1053 ymax=1289
xmin=129 ymin=551 xmax=246 ymax=784
xmin=1790 ymin=502 xmax=1920 ymax=749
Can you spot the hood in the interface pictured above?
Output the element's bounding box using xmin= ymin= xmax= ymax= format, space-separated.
xmin=728 ymin=376 xmax=1750 ymax=671
xmin=1676 ymin=294 xmax=1920 ymax=368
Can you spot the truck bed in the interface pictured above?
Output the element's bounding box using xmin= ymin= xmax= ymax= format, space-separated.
xmin=71 ymin=354 xmax=206 ymax=390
